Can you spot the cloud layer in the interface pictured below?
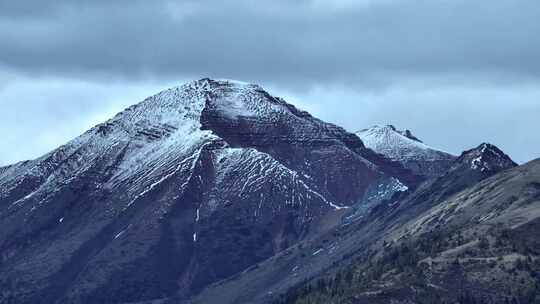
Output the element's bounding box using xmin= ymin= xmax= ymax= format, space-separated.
xmin=2 ymin=0 xmax=540 ymax=84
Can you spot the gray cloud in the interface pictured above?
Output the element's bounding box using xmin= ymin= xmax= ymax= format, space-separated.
xmin=1 ymin=0 xmax=540 ymax=85
xmin=0 ymin=0 xmax=539 ymax=166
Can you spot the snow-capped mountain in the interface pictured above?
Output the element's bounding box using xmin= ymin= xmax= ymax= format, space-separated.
xmin=356 ymin=125 xmax=456 ymax=178
xmin=0 ymin=79 xmax=530 ymax=304
xmin=0 ymin=79 xmax=418 ymax=304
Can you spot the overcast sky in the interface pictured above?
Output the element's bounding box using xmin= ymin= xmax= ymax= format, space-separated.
xmin=1 ymin=0 xmax=539 ymax=166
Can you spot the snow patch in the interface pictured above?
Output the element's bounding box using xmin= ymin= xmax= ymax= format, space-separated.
xmin=312 ymin=248 xmax=324 ymax=256
xmin=114 ymin=230 xmax=126 ymax=239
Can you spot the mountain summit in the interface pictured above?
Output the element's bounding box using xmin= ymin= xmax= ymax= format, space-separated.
xmin=459 ymin=142 xmax=517 ymax=173
xmin=356 ymin=124 xmax=456 ymax=178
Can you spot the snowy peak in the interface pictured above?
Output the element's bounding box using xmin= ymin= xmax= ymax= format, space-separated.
xmin=356 ymin=125 xmax=456 ymax=178
xmin=459 ymin=143 xmax=517 ymax=173
xmin=97 ymin=78 xmax=310 ymax=140
xmin=356 ymin=125 xmax=454 ymax=162
xmin=1 ymin=78 xmax=404 ymax=216
xmin=100 ymin=78 xmax=262 ymax=131
xmin=386 ymin=125 xmax=423 ymax=143
xmin=72 ymin=78 xmax=305 ymax=170
xmin=424 ymin=143 xmax=518 ymax=202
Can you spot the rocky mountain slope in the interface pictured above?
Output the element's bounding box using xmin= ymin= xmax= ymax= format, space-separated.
xmin=279 ymin=155 xmax=540 ymax=304
xmin=189 ymin=142 xmax=519 ymax=304
xmin=0 ymin=79 xmax=420 ymax=304
xmin=357 ymin=125 xmax=456 ymax=178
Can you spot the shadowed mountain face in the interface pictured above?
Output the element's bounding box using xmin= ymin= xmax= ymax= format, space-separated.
xmin=0 ymin=79 xmax=420 ymax=304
